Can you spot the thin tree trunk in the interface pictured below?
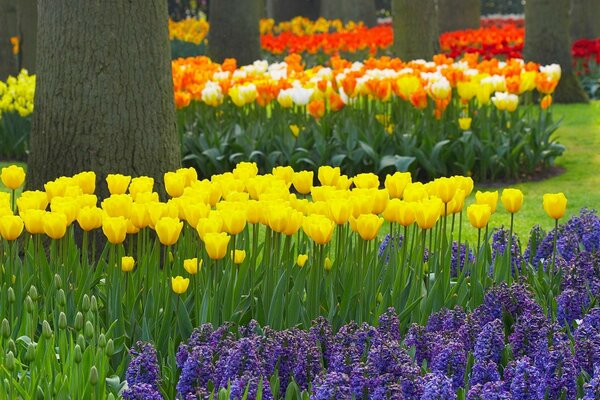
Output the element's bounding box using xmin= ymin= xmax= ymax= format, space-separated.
xmin=392 ymin=0 xmax=438 ymax=60
xmin=320 ymin=0 xmax=377 ymax=26
xmin=438 ymin=0 xmax=480 ymax=33
xmin=28 ymin=0 xmax=181 ymax=197
xmin=266 ymin=0 xmax=320 ymax=22
xmin=570 ymin=0 xmax=600 ymax=40
xmin=17 ymin=0 xmax=36 ymax=73
xmin=208 ymin=0 xmax=261 ymax=66
xmin=524 ymin=0 xmax=588 ymax=103
xmin=0 ymin=0 xmax=18 ymax=80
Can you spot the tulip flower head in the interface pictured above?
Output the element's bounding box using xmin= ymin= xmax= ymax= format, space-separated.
xmin=121 ymin=256 xmax=135 ymax=272
xmin=171 ymin=276 xmax=190 ymax=295
xmin=184 ymin=258 xmax=201 ymax=275
xmin=231 ymin=249 xmax=246 ymax=264
xmin=203 ymin=232 xmax=231 ymax=260
xmin=467 ymin=204 xmax=492 ymax=229
xmin=543 ymin=193 xmax=567 ymax=220
xmin=297 ymin=253 xmax=308 ymax=267
xmin=1 ymin=165 xmax=25 ymax=190
xmin=501 ymin=188 xmax=524 ymax=214
xmin=0 ymin=215 xmax=24 ymax=241
xmin=155 ymin=217 xmax=183 ymax=246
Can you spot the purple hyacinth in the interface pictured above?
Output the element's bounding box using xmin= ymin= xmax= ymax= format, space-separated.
xmin=420 ymin=373 xmax=456 ymax=400
xmin=430 ymin=340 xmax=467 ymax=389
xmin=310 ymin=372 xmax=353 ymax=400
xmin=377 ymin=308 xmax=401 ymax=343
xmin=176 ymin=344 xmax=215 ymax=399
xmin=451 ymin=241 xmax=474 ymax=277
xmin=574 ymin=308 xmax=600 ymax=375
xmin=509 ymin=310 xmax=549 ymax=358
xmin=404 ymin=323 xmax=429 ymax=366
xmin=538 ymin=341 xmax=577 ymax=400
xmin=309 ymin=317 xmax=333 ymax=367
xmin=467 ymin=381 xmax=511 ymax=400
xmin=474 ymin=319 xmax=504 ymax=364
xmin=125 ymin=342 xmax=161 ymax=389
xmin=378 ymin=234 xmax=404 ymax=263
xmin=504 ymin=356 xmax=544 ymax=400
xmin=470 ymin=359 xmax=500 ymax=387
xmin=523 ymin=225 xmax=546 ymax=266
xmin=490 ymin=227 xmax=524 ymax=275
xmin=556 ymin=288 xmax=590 ymax=327
xmin=582 ymin=365 xmax=600 ymax=400
xmin=122 ymin=383 xmax=163 ymax=400
xmin=229 ymin=372 xmax=274 ymax=400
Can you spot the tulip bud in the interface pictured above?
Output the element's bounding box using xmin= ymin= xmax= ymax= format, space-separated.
xmin=74 ymin=312 xmax=84 ymax=331
xmin=54 ymin=274 xmax=62 ymax=289
xmin=57 ymin=289 xmax=66 ymax=307
xmin=90 ymin=296 xmax=98 ymax=313
xmin=42 ymin=320 xmax=53 ymax=339
xmin=107 ymin=394 xmax=116 ymax=400
xmin=84 ymin=321 xmax=94 ymax=340
xmin=1 ymin=319 xmax=10 ymax=338
xmin=98 ymin=334 xmax=106 ymax=349
xmin=5 ymin=351 xmax=15 ymax=371
xmin=25 ymin=295 xmax=34 ymax=314
xmin=324 ymin=257 xmax=332 ymax=271
xmin=77 ymin=334 xmax=86 ymax=350
xmin=58 ymin=312 xmax=67 ymax=330
xmin=89 ymin=366 xmax=98 ymax=386
xmin=25 ymin=343 xmax=36 ymax=362
xmin=7 ymin=287 xmax=15 ymax=303
xmin=7 ymin=339 xmax=16 ymax=354
xmin=29 ymin=285 xmax=38 ymax=301
xmin=74 ymin=344 xmax=83 ymax=364
xmin=106 ymin=339 xmax=114 ymax=356
xmin=82 ymin=294 xmax=90 ymax=312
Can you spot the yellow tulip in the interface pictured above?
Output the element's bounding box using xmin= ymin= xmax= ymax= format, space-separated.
xmin=106 ymin=174 xmax=131 ymax=195
xmin=403 ymin=182 xmax=428 ymax=202
xmin=318 ymin=166 xmax=340 ymax=186
xmin=20 ymin=209 xmax=46 ymax=234
xmin=164 ymin=171 xmax=186 ymax=198
xmin=129 ymin=203 xmax=150 ymax=229
xmin=272 ymin=166 xmax=295 ymax=186
xmin=134 ymin=191 xmax=159 ymax=204
xmin=324 ymin=257 xmax=332 ymax=271
xmin=467 ymin=204 xmax=491 ymax=229
xmin=335 ymin=175 xmax=353 ymax=190
xmin=102 ymin=216 xmax=128 ymax=244
xmin=454 ymin=176 xmax=474 ymax=197
xmin=43 ymin=212 xmax=68 ymax=240
xmin=302 ymin=214 xmax=335 ymax=245
xmin=458 ymin=117 xmax=472 ymax=131
xmin=184 ymin=258 xmax=201 ymax=275
xmin=328 ymin=199 xmax=352 ymax=225
xmin=292 ymin=171 xmax=313 ymax=195
xmin=353 ymin=173 xmax=379 ymax=189
xmin=384 ymin=172 xmax=412 ymax=199
xmin=221 ymin=209 xmax=246 ymax=235
xmin=77 ymin=206 xmax=103 ymax=232
xmin=176 ymin=167 xmax=198 ymax=187
xmin=0 ymin=215 xmax=24 ymax=240
xmin=171 ymin=276 xmax=190 ymax=294
xmin=543 ymin=193 xmax=567 ymax=220
xmin=121 ymin=256 xmax=135 ymax=272
xmin=50 ymin=197 xmax=79 ymax=225
xmin=155 ymin=217 xmax=183 ymax=246
xmin=446 ymin=190 xmax=466 ymax=215
xmin=16 ymin=190 xmax=48 ymax=212
xmin=415 ymin=199 xmax=442 ymax=230
xmin=231 ymin=249 xmax=246 ymax=264
xmin=203 ymin=232 xmax=231 ymax=260
xmin=349 ymin=214 xmax=384 ymax=241
xmin=196 ymin=213 xmax=223 ymax=240
xmin=475 ymin=190 xmax=499 ymax=214
xmin=434 ymin=177 xmax=457 ymax=204
xmin=1 ymin=165 xmax=25 ymax=190
xmin=74 ymin=171 xmax=96 ymax=195
xmin=129 ymin=176 xmax=154 ymax=199
xmin=297 ymin=253 xmax=308 ymax=267
xmin=501 ymin=188 xmax=524 ymax=214
xmin=101 ymin=194 xmax=133 ymax=218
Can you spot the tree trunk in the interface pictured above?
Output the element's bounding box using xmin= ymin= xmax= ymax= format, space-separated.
xmin=266 ymin=0 xmax=320 ymax=22
xmin=392 ymin=0 xmax=438 ymax=60
xmin=208 ymin=0 xmax=261 ymax=66
xmin=524 ymin=0 xmax=588 ymax=103
xmin=438 ymin=0 xmax=480 ymax=33
xmin=17 ymin=0 xmax=36 ymax=73
xmin=320 ymin=0 xmax=377 ymax=26
xmin=570 ymin=0 xmax=600 ymax=40
xmin=28 ymin=0 xmax=181 ymax=197
xmin=0 ymin=0 xmax=18 ymax=80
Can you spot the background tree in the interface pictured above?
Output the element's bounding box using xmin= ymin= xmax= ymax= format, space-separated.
xmin=570 ymin=0 xmax=600 ymax=40
xmin=0 ymin=0 xmax=18 ymax=80
xmin=266 ymin=0 xmax=320 ymax=22
xmin=28 ymin=0 xmax=180 ymax=195
xmin=208 ymin=0 xmax=261 ymax=65
xmin=524 ymin=0 xmax=588 ymax=103
xmin=438 ymin=0 xmax=480 ymax=33
xmin=392 ymin=0 xmax=438 ymax=60
xmin=320 ymin=0 xmax=377 ymax=26
xmin=17 ymin=0 xmax=37 ymax=73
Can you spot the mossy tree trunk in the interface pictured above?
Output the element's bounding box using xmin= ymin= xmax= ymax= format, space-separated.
xmin=320 ymin=0 xmax=377 ymax=26
xmin=0 ymin=0 xmax=18 ymax=80
xmin=524 ymin=0 xmax=588 ymax=103
xmin=570 ymin=0 xmax=600 ymax=40
xmin=392 ymin=0 xmax=438 ymax=60
xmin=266 ymin=0 xmax=320 ymax=22
xmin=17 ymin=0 xmax=36 ymax=73
xmin=28 ymin=0 xmax=181 ymax=197
xmin=438 ymin=0 xmax=480 ymax=33
xmin=208 ymin=0 xmax=261 ymax=66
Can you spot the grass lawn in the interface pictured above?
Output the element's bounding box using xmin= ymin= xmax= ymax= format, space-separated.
xmin=1 ymin=101 xmax=598 ymax=244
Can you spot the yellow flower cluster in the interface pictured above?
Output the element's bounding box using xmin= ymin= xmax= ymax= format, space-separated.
xmin=169 ymin=17 xmax=209 ymax=45
xmin=0 ymin=70 xmax=35 ymax=119
xmin=260 ymin=16 xmax=362 ymax=36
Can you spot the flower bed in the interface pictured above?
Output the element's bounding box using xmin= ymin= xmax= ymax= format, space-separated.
xmin=0 ymin=70 xmax=34 ymax=161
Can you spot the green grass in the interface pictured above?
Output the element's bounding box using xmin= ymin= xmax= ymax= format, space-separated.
xmin=1 ymin=101 xmax=598 ymax=244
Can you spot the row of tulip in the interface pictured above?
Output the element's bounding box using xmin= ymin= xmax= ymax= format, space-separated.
xmin=0 ymin=162 xmax=585 ymax=399
xmin=0 ymin=70 xmax=34 ymax=160
xmin=175 ymin=54 xmax=563 ymax=181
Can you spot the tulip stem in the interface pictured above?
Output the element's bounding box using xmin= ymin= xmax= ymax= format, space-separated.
xmin=10 ymin=189 xmax=15 ymax=214
xmin=551 ymin=218 xmax=558 ymax=276
xmin=508 ymin=213 xmax=514 ymax=284
xmin=401 ymin=225 xmax=408 ymax=269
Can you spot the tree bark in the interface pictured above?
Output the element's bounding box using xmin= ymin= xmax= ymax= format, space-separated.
xmin=438 ymin=0 xmax=480 ymax=33
xmin=320 ymin=0 xmax=377 ymax=26
xmin=0 ymin=0 xmax=18 ymax=80
xmin=524 ymin=0 xmax=588 ymax=103
xmin=266 ymin=0 xmax=321 ymax=22
xmin=392 ymin=0 xmax=438 ymax=60
xmin=208 ymin=0 xmax=261 ymax=66
xmin=16 ymin=0 xmax=36 ymax=73
xmin=28 ymin=0 xmax=181 ymax=197
xmin=570 ymin=0 xmax=600 ymax=40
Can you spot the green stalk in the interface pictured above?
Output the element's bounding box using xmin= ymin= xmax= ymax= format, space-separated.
xmin=551 ymin=218 xmax=558 ymax=276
